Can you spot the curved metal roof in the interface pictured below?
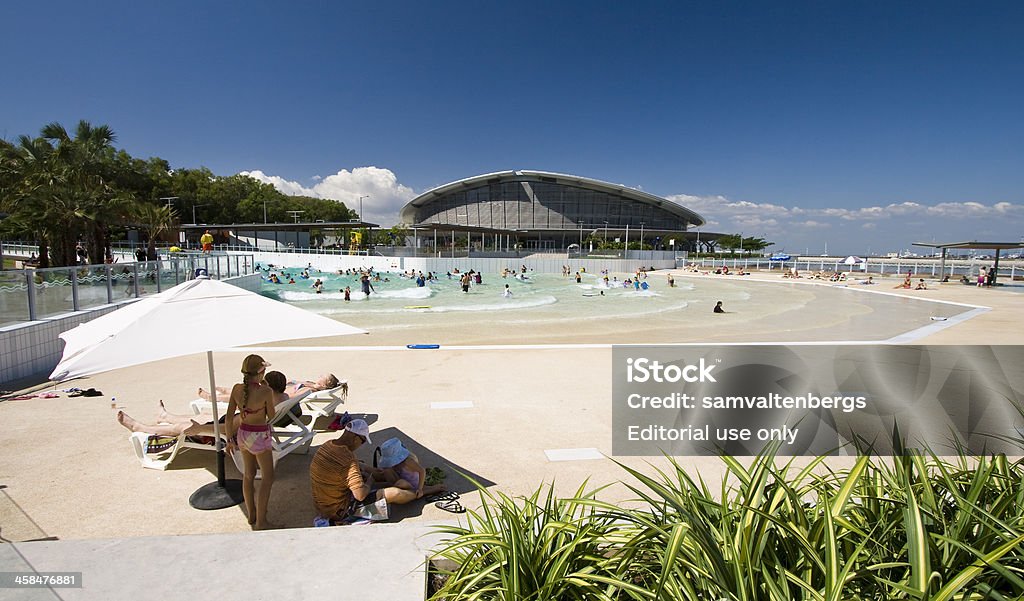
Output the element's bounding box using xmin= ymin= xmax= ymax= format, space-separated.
xmin=399 ymin=170 xmax=706 ymax=227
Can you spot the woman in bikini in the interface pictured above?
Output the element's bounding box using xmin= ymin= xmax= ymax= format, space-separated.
xmin=225 ymin=354 xmax=278 ymax=530
xmin=120 ymin=370 xmax=297 ymax=437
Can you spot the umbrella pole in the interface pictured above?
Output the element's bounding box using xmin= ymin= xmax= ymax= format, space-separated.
xmin=189 ymin=351 xmax=244 ymax=510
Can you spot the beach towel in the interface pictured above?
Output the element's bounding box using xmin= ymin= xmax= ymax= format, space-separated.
xmin=146 ymin=435 xmax=177 ymax=453
xmin=69 ymin=388 xmax=103 ymax=397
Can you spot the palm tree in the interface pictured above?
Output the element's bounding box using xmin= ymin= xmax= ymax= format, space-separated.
xmin=134 ymin=202 xmax=178 ymax=260
xmin=39 ymin=121 xmax=126 ymax=266
xmin=0 ymin=136 xmax=56 ymax=267
xmin=0 ymin=121 xmax=127 ymax=267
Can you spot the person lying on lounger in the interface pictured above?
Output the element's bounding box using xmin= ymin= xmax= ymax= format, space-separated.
xmin=199 ymin=373 xmax=340 ymax=401
xmin=117 ymin=371 xmax=298 ymax=437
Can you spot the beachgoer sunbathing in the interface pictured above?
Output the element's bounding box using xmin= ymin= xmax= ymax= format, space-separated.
xmin=118 ymin=370 xmax=299 ymax=438
xmin=199 ymin=373 xmax=340 ymax=402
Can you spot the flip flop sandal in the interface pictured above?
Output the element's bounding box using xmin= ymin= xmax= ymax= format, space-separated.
xmin=425 ymin=491 xmax=459 ymax=503
xmin=435 ymin=499 xmax=465 ymax=514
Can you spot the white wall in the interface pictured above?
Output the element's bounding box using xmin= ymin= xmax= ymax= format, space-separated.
xmin=245 ymin=252 xmax=675 ymax=276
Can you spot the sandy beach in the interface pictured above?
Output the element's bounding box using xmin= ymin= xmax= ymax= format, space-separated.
xmin=2 ymin=270 xmax=1022 ymax=544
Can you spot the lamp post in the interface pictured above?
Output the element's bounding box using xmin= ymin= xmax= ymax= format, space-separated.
xmin=603 ymin=221 xmax=609 ymax=243
xmin=639 ymin=222 xmax=645 ymax=249
xmin=192 ymin=203 xmax=209 ymax=225
xmin=358 ymin=195 xmax=369 ymax=223
xmin=263 ymin=199 xmax=268 ymax=224
xmin=159 ymin=196 xmax=179 ymax=211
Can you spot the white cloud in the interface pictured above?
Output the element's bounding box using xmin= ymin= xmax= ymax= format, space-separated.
xmin=667 ymin=192 xmax=1023 ymax=254
xmin=240 ymin=167 xmax=416 ymax=226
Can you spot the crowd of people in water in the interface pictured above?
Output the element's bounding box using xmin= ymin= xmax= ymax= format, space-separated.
xmin=252 ymin=262 xmax=684 ymax=300
xmin=247 ymin=262 xmax=742 ymax=315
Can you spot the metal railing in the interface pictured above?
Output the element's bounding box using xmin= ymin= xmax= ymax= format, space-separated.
xmin=690 ymin=257 xmax=1022 ymax=280
xmin=0 ymin=254 xmax=256 ymax=327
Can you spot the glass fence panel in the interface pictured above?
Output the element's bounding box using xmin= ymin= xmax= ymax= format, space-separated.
xmin=0 ymin=271 xmax=30 ymax=327
xmin=77 ymin=266 xmax=114 ymax=310
xmin=33 ymin=268 xmax=75 ymax=319
xmin=0 ymin=254 xmax=258 ymax=325
xmin=109 ymin=265 xmax=138 ymax=300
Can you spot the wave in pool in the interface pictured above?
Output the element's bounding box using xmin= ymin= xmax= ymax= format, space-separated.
xmin=277 ymin=286 xmax=435 ymax=302
xmin=315 ymin=294 xmax=558 ymax=316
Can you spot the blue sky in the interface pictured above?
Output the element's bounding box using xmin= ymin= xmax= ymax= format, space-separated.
xmin=3 ymin=1 xmax=1022 ymax=255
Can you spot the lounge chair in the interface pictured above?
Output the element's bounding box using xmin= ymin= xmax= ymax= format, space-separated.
xmin=300 ymin=382 xmax=349 ymax=419
xmin=188 ymin=393 xmax=316 ymax=474
xmin=128 ymin=430 xmax=228 ymax=471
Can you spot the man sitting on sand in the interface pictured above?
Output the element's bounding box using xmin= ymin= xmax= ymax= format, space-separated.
xmin=310 ymin=421 xmax=436 ymax=524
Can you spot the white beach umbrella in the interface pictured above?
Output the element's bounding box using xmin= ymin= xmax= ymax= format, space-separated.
xmin=843 ymin=255 xmax=865 ymax=265
xmin=50 ymin=276 xmax=366 ymax=508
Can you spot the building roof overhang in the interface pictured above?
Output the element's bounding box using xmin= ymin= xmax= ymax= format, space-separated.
xmin=400 ymin=170 xmax=706 ymax=227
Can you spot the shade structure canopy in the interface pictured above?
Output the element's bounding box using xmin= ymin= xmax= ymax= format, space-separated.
xmin=844 ymin=256 xmax=865 ymax=265
xmin=49 ymin=276 xmax=367 ymax=510
xmin=51 ymin=277 xmax=366 ymax=382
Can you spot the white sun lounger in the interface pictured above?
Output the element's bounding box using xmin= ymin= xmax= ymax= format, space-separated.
xmin=188 ymin=392 xmax=316 ymax=473
xmin=300 ymin=382 xmax=349 ymax=419
xmin=128 ymin=430 xmax=228 ymax=471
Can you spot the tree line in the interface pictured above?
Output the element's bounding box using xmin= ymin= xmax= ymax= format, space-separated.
xmin=0 ymin=120 xmax=357 ymax=268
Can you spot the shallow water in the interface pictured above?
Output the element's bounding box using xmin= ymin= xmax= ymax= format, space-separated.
xmin=259 ymin=268 xmax=972 ymax=346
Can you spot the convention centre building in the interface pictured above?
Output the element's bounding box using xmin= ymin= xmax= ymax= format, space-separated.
xmin=399 ymin=170 xmax=706 ymax=251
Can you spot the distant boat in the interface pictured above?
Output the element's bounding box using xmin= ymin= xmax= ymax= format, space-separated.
xmin=769 ymin=253 xmax=791 ymax=261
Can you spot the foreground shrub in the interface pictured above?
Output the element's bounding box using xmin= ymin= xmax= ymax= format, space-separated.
xmin=430 ymin=449 xmax=1024 ymax=600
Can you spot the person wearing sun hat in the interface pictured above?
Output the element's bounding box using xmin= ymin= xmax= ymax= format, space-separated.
xmin=309 ymin=418 xmax=375 ymax=523
xmin=373 ymin=437 xmax=448 ymax=505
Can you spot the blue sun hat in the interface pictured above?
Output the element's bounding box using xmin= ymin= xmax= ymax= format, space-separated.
xmin=376 ymin=437 xmax=411 ymax=468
